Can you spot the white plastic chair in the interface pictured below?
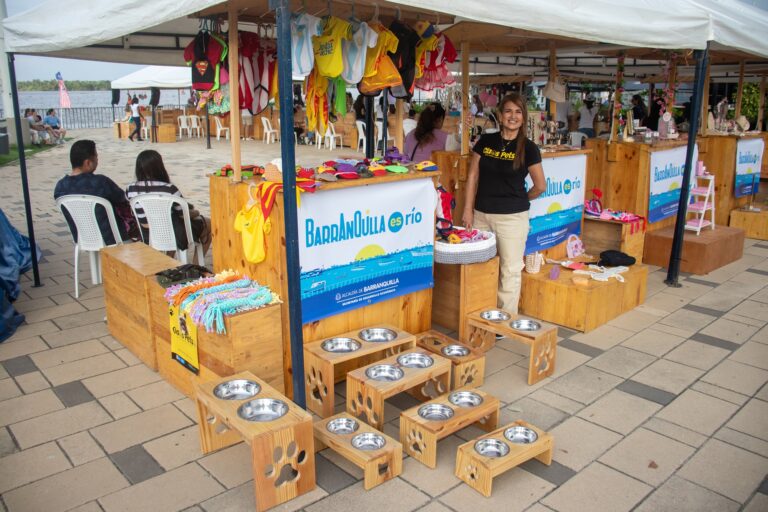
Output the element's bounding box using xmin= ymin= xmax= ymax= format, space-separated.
xmin=355 ymin=121 xmax=366 ymax=153
xmin=323 ymin=123 xmax=343 ymax=151
xmin=177 ymin=115 xmax=191 ymax=138
xmin=214 ymin=116 xmax=230 ymax=140
xmin=276 ymin=118 xmax=298 ymax=144
xmin=375 ymin=120 xmax=394 ymax=150
xmin=129 ymin=193 xmax=204 ymax=265
xmin=188 ymin=115 xmax=203 ymax=138
xmin=569 ymin=131 xmax=586 ymax=148
xmin=141 ymin=115 xmax=152 ymax=140
xmin=56 ymin=195 xmax=124 ymax=298
xmin=261 ymin=117 xmax=278 ymax=144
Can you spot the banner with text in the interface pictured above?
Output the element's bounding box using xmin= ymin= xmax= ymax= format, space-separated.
xmin=524 ymin=154 xmax=587 ymax=254
xmin=297 ymin=179 xmax=436 ymax=323
xmin=735 ymin=138 xmax=764 ymax=197
xmin=648 ymin=144 xmax=699 ymax=223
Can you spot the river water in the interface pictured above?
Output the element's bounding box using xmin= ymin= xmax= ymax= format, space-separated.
xmin=16 ymin=89 xmax=189 ymax=111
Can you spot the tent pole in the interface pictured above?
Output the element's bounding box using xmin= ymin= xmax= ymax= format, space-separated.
xmin=735 ymin=60 xmax=745 ymax=119
xmin=381 ymin=92 xmax=388 ymax=156
xmin=7 ymin=53 xmax=41 ymax=287
xmin=227 ymin=5 xmax=242 ymax=181
xmin=699 ymin=62 xmax=711 ymax=136
xmin=364 ymin=96 xmax=375 ymax=159
xmin=271 ymin=0 xmax=305 ymax=408
xmin=665 ymin=45 xmax=708 ymax=287
xmin=394 ymin=98 xmax=404 ymax=152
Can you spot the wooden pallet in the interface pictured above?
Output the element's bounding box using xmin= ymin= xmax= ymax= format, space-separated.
xmin=415 ymin=330 xmax=486 ymax=389
xmin=729 ymin=206 xmax=768 ymax=240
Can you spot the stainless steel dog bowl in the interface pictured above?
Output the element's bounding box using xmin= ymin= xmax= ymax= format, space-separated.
xmin=448 ymin=391 xmax=484 ymax=408
xmin=237 ymin=398 xmax=288 ymax=422
xmin=351 ymin=432 xmax=386 ymax=451
xmin=359 ymin=327 xmax=397 ymax=343
xmin=474 ymin=438 xmax=510 ymax=458
xmin=365 ymin=364 xmax=404 ymax=381
xmin=326 ymin=417 xmax=360 ymax=435
xmin=396 ymin=352 xmax=434 ymax=368
xmin=213 ymin=379 xmax=261 ymax=400
xmin=510 ymin=319 xmax=541 ymax=332
xmin=504 ymin=426 xmax=539 ymax=444
xmin=480 ymin=309 xmax=511 ymax=322
xmin=418 ymin=404 xmax=455 ymax=421
xmin=321 ymin=337 xmax=361 ymax=353
xmin=441 ymin=344 xmax=470 ymax=357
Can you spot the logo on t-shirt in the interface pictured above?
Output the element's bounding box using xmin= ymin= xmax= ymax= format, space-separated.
xmin=482 ymin=146 xmax=516 ymax=161
xmin=194 ymin=60 xmax=209 ymax=76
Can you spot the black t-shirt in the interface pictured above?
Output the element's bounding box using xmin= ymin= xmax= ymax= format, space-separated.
xmin=472 ymin=133 xmax=542 ymax=214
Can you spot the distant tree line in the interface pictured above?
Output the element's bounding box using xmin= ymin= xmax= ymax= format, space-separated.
xmin=17 ymin=80 xmax=111 ymax=91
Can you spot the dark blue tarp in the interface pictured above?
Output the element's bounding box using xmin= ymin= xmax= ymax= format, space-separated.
xmin=0 ymin=208 xmax=41 ymax=342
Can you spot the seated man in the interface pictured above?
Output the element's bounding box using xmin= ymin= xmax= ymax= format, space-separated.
xmin=43 ymin=109 xmax=67 ymax=144
xmin=25 ymin=109 xmax=53 ymax=145
xmin=54 ymin=140 xmax=137 ymax=245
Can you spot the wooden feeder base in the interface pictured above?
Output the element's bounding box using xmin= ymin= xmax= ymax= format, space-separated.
xmin=455 ymin=420 xmax=553 ymax=498
xmin=729 ymin=207 xmax=768 ymax=240
xmin=400 ymin=388 xmax=499 ymax=468
xmin=314 ymin=412 xmax=402 ymax=490
xmin=195 ymin=372 xmax=316 ymax=512
xmin=643 ymin=225 xmax=745 ymax=275
xmin=415 ymin=330 xmax=486 ymax=389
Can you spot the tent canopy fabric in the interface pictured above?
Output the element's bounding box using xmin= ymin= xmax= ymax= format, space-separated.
xmin=111 ymin=66 xmax=191 ymax=90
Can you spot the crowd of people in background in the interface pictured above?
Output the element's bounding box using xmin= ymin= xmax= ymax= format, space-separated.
xmin=24 ymin=108 xmax=66 ymax=146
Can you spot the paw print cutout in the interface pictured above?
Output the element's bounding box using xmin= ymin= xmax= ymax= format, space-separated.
xmin=467 ymin=328 xmax=492 ymax=351
xmin=407 ymin=428 xmax=426 ymax=455
xmin=534 ymin=340 xmax=554 ymax=375
xmin=349 ymin=391 xmax=380 ymax=425
xmin=459 ymin=364 xmax=479 ymax=386
xmin=420 ymin=377 xmax=446 ymax=399
xmin=306 ymin=366 xmax=328 ymax=405
xmin=384 ymin=346 xmax=404 ymax=358
xmin=263 ymin=441 xmax=307 ymax=488
xmin=466 ymin=464 xmax=478 ymax=481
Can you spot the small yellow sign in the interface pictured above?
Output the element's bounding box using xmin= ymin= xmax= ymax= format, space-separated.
xmin=169 ymin=305 xmax=199 ymax=374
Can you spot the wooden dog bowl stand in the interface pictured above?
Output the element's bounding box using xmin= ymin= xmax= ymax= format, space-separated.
xmin=346 ymin=348 xmax=451 ymax=430
xmin=455 ymin=420 xmax=553 ymax=497
xmin=400 ymin=388 xmax=499 ymax=468
xmin=465 ymin=310 xmax=558 ymax=385
xmin=415 ymin=330 xmax=486 ymax=389
xmin=195 ymin=372 xmax=316 ymax=512
xmin=313 ymin=412 xmax=402 ymax=489
xmin=304 ymin=325 xmax=416 ymax=419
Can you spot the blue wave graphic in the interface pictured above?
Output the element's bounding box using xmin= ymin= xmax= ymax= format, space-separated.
xmin=735 ymin=174 xmax=760 ymax=198
xmin=649 ymin=189 xmax=691 ymax=223
xmin=525 ymin=219 xmax=582 ymax=254
xmin=529 ymin=206 xmax=583 ymax=236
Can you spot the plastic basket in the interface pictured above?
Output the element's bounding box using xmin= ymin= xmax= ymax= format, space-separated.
xmin=435 ymin=230 xmax=497 ymax=265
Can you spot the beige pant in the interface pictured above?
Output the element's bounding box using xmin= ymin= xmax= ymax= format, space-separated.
xmin=473 ymin=210 xmax=529 ymax=313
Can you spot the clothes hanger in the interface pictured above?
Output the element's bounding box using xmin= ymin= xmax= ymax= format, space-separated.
xmin=371 ymin=3 xmax=379 ymax=24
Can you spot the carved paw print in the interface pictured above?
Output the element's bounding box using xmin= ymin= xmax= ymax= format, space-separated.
xmin=263 ymin=441 xmax=307 ymax=488
xmin=420 ymin=377 xmax=446 ymax=399
xmin=460 ymin=364 xmax=479 ymax=386
xmin=407 ymin=428 xmax=426 ymax=455
xmin=306 ymin=366 xmax=328 ymax=405
xmin=534 ymin=340 xmax=555 ymax=375
xmin=349 ymin=391 xmax=380 ymax=425
xmin=467 ymin=328 xmax=492 ymax=351
xmin=466 ymin=464 xmax=479 ymax=481
xmin=384 ymin=346 xmax=404 ymax=357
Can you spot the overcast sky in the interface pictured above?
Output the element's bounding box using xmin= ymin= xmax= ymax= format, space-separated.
xmin=6 ymin=0 xmax=768 ymax=81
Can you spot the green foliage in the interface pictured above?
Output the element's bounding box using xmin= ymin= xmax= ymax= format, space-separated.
xmin=0 ymin=143 xmax=59 ymax=167
xmin=731 ymin=83 xmax=763 ymax=126
xmin=17 ymin=80 xmax=111 ymax=91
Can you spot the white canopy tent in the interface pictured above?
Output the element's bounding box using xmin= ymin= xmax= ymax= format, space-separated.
xmin=111 ymin=65 xmax=191 ymax=90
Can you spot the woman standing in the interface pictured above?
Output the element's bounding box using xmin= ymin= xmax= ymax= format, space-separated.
xmin=577 ymin=94 xmax=597 ymax=138
xmin=128 ymin=97 xmax=143 ymax=142
xmin=462 ymin=93 xmax=546 ymax=314
xmin=631 ymin=94 xmax=647 ymax=127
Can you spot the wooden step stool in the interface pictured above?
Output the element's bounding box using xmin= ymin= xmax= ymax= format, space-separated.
xmin=346 ymin=348 xmax=451 ymax=430
xmin=465 ymin=309 xmax=558 ymax=385
xmin=400 ymin=388 xmax=499 ymax=468
xmin=195 ymin=372 xmax=316 ymax=512
xmin=416 ymin=330 xmax=486 ymax=389
xmin=304 ymin=325 xmax=416 ymax=418
xmin=455 ymin=420 xmax=553 ymax=497
xmin=313 ymin=412 xmax=402 ymax=489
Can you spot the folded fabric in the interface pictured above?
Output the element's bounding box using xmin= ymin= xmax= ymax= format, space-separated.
xmin=335 ymin=171 xmax=359 ymax=179
xmin=385 ymin=165 xmax=409 ymax=174
xmin=296 ymin=167 xmax=315 ymax=179
xmin=335 ymin=163 xmax=357 ymax=174
xmin=414 ymin=160 xmax=438 ymax=171
xmin=313 ymin=171 xmax=338 ymax=182
xmin=368 ymin=162 xmax=386 ymax=172
xmin=357 ymin=167 xmax=375 ymax=178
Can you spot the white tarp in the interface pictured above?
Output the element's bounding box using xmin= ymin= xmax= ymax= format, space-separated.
xmin=111 ymin=66 xmax=191 ymax=90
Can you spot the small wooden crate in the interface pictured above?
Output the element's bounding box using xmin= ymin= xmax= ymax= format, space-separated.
xmin=400 ymin=388 xmax=499 ymax=468
xmin=432 ymin=257 xmax=499 ymax=340
xmin=314 ymin=412 xmax=402 ymax=489
xmin=729 ymin=206 xmax=768 ymax=240
xmin=582 ymin=216 xmax=645 ymax=262
xmin=195 ymin=372 xmax=316 ymax=512
xmin=148 ymin=280 xmax=285 ymax=397
xmin=415 ymin=330 xmax=486 ymax=389
xmin=346 ymin=348 xmax=451 ymax=430
xmin=304 ymin=326 xmax=416 ymax=419
xmin=102 ymin=244 xmax=179 ymax=370
xmin=156 ymin=124 xmax=177 ymax=143
xmin=455 ymin=420 xmax=553 ymax=497
xmin=465 ymin=310 xmax=557 ymax=385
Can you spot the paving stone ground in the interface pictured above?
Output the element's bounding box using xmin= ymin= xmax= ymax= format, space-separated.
xmin=1 ymin=129 xmax=766 ymax=511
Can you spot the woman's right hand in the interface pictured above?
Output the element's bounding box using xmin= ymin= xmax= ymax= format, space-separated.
xmin=461 ymin=209 xmax=473 ymax=230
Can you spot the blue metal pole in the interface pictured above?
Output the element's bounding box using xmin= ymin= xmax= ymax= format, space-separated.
xmin=7 ymin=53 xmax=41 ymax=287
xmin=665 ymin=45 xmax=709 ymax=287
xmin=365 ymin=96 xmax=375 ymax=159
xmin=270 ymin=0 xmax=305 ymax=407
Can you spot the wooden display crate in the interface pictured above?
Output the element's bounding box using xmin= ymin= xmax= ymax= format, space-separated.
xmin=102 ymin=244 xmax=179 ymax=370
xmin=431 ymin=257 xmax=499 ymax=340
xmin=520 ymin=263 xmax=648 ymax=332
xmin=148 ymin=280 xmax=285 ymax=397
xmin=729 ymin=206 xmax=768 ymax=240
xmin=415 ymin=330 xmax=486 ymax=389
xmin=581 ymin=216 xmax=645 ymax=262
xmin=156 ymin=123 xmax=177 ymax=143
xmin=195 ymin=372 xmax=315 ymax=512
xmin=643 ymin=225 xmax=745 ymax=274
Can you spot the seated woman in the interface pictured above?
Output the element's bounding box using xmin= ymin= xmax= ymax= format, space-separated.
xmin=125 ymin=150 xmax=211 ymax=257
xmin=403 ymin=102 xmax=459 ymax=162
xmin=43 ymin=109 xmax=67 ymax=144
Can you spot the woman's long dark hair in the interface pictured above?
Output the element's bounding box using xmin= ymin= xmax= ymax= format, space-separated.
xmin=498 ymin=93 xmax=528 ymax=170
xmin=414 ymin=102 xmax=446 ymax=146
xmin=135 ymin=149 xmax=171 ymax=182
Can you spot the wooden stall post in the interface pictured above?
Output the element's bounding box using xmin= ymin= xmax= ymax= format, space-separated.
xmin=699 ymin=62 xmax=711 ymax=135
xmin=395 ymin=98 xmax=404 ymax=151
xmin=759 ymin=75 xmax=767 ymax=132
xmin=228 ymin=6 xmax=242 ymax=180
xmin=461 ymin=41 xmax=470 ymax=155
xmin=667 ymin=55 xmax=677 ymax=109
xmin=735 ymin=60 xmax=745 ymax=119
xmin=548 ymin=46 xmax=557 ymax=121
xmin=610 ymin=53 xmax=625 ymax=143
